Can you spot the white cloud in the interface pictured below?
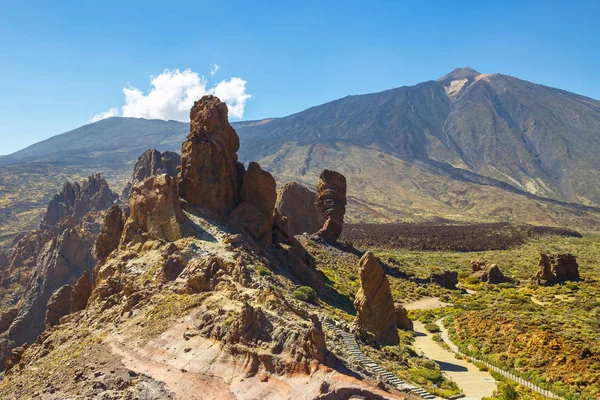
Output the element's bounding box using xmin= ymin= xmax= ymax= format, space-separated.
xmin=90 ymin=68 xmax=251 ymax=122
xmin=210 ymin=64 xmax=220 ymax=76
xmin=90 ymin=107 xmax=119 ymax=123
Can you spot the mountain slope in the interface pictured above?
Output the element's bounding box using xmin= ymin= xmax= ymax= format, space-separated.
xmin=3 ymin=67 xmax=600 ymax=236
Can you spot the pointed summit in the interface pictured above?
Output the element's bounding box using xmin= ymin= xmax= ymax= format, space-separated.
xmin=437 ymin=66 xmax=481 ymax=83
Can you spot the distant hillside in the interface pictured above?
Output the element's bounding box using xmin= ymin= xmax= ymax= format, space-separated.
xmin=3 ymin=67 xmax=600 ymax=241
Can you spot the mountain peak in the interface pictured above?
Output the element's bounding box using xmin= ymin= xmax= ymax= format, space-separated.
xmin=437 ymin=67 xmax=481 ymax=83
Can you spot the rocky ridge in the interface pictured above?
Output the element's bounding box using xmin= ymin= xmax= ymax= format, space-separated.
xmin=0 ymin=174 xmax=118 ymax=370
xmin=0 ymin=96 xmax=411 ymax=399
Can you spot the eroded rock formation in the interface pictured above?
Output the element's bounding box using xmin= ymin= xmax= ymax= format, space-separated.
xmin=470 ymin=259 xmax=512 ymax=284
xmin=315 ymin=170 xmax=347 ymax=241
xmin=532 ymin=253 xmax=580 ymax=285
xmin=94 ymin=204 xmax=125 ymax=262
xmin=122 ymin=149 xmax=181 ymax=199
xmin=275 ymin=182 xmax=325 ymax=236
xmin=353 ymin=252 xmax=399 ymax=345
xmin=394 ymin=303 xmax=413 ymax=331
xmin=41 ymin=174 xmax=117 ymax=232
xmin=229 ymin=162 xmax=277 ymax=243
xmin=0 ymin=174 xmax=116 ymax=371
xmin=428 ymin=270 xmax=458 ymax=289
xmin=121 ymin=174 xmax=186 ymax=245
xmin=178 ymin=95 xmax=243 ymax=219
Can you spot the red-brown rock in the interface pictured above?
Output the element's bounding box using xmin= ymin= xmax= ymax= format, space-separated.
xmin=178 ymin=96 xmax=242 ymax=219
xmin=45 ymin=285 xmax=74 ymax=326
xmin=315 ymin=170 xmax=347 ymax=241
xmin=94 ymin=204 xmax=125 ymax=262
xmin=532 ymin=253 xmax=580 ymax=285
xmin=70 ymin=272 xmax=92 ymax=312
xmin=121 ymin=174 xmax=186 ymax=244
xmin=394 ymin=304 xmax=413 ymax=331
xmin=275 ymin=182 xmax=325 ymax=236
xmin=122 ymin=149 xmax=181 ymax=199
xmin=229 ymin=162 xmax=277 ymax=243
xmin=470 ymin=259 xmax=512 ymax=284
xmin=353 ymin=252 xmax=399 ymax=345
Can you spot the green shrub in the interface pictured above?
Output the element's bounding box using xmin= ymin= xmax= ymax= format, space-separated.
xmin=293 ymin=286 xmax=318 ymax=303
xmin=424 ymin=323 xmax=441 ymax=333
xmin=257 ymin=265 xmax=272 ymax=276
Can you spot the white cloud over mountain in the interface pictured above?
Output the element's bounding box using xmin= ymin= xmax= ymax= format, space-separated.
xmin=90 ymin=68 xmax=251 ymax=123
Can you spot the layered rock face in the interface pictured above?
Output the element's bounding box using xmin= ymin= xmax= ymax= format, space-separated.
xmin=353 ymin=252 xmax=399 ymax=345
xmin=94 ymin=204 xmax=125 ymax=262
xmin=122 ymin=174 xmax=186 ymax=244
xmin=229 ymin=162 xmax=277 ymax=243
xmin=315 ymin=170 xmax=347 ymax=241
xmin=470 ymin=259 xmax=512 ymax=284
xmin=178 ymin=95 xmax=243 ymax=219
xmin=122 ymin=149 xmax=181 ymax=199
xmin=275 ymin=182 xmax=325 ymax=235
xmin=532 ymin=253 xmax=580 ymax=285
xmin=0 ymin=174 xmax=116 ymax=370
xmin=41 ymin=174 xmax=117 ymax=232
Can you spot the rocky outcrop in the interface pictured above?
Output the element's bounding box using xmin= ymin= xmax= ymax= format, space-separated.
xmin=0 ymin=174 xmax=115 ymax=371
xmin=532 ymin=253 xmax=580 ymax=285
xmin=315 ymin=170 xmax=347 ymax=241
xmin=229 ymin=162 xmax=277 ymax=243
xmin=122 ymin=149 xmax=181 ymax=199
xmin=394 ymin=304 xmax=413 ymax=331
xmin=41 ymin=174 xmax=117 ymax=232
xmin=470 ymin=259 xmax=512 ymax=284
xmin=45 ymin=285 xmax=74 ymax=326
xmin=353 ymin=252 xmax=399 ymax=345
xmin=121 ymin=174 xmax=186 ymax=245
xmin=0 ymin=308 xmax=18 ymax=333
xmin=0 ymin=251 xmax=8 ymax=273
xmin=275 ymin=182 xmax=325 ymax=236
xmin=178 ymin=95 xmax=242 ymax=219
xmin=70 ymin=272 xmax=92 ymax=312
xmin=94 ymin=204 xmax=125 ymax=262
xmin=428 ymin=270 xmax=458 ymax=289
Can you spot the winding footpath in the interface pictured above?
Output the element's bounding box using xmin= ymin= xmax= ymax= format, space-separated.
xmin=322 ymin=320 xmax=437 ymax=399
xmin=434 ymin=318 xmax=563 ymax=400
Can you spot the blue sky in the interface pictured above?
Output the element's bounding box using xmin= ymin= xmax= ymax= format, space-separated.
xmin=1 ymin=0 xmax=599 ymax=155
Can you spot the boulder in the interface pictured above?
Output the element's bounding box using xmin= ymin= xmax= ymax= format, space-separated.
xmin=121 ymin=174 xmax=186 ymax=244
xmin=229 ymin=162 xmax=277 ymax=243
xmin=428 ymin=270 xmax=458 ymax=289
xmin=353 ymin=252 xmax=399 ymax=345
xmin=393 ymin=304 xmax=413 ymax=331
xmin=45 ymin=285 xmax=74 ymax=326
xmin=315 ymin=170 xmax=347 ymax=241
xmin=470 ymin=259 xmax=511 ymax=284
xmin=275 ymin=182 xmax=325 ymax=236
xmin=178 ymin=95 xmax=242 ymax=219
xmin=532 ymin=253 xmax=580 ymax=285
xmin=94 ymin=204 xmax=125 ymax=262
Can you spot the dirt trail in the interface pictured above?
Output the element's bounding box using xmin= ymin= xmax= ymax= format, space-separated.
xmin=412 ymin=321 xmax=496 ymax=400
xmin=403 ymin=297 xmax=496 ymax=400
xmin=402 ymin=297 xmax=450 ymax=310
